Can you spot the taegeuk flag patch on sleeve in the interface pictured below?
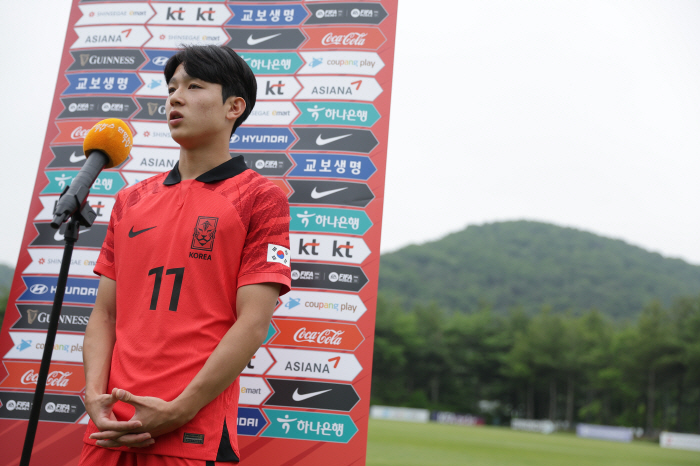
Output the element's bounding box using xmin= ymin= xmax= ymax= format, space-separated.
xmin=268 ymin=244 xmax=291 ymax=267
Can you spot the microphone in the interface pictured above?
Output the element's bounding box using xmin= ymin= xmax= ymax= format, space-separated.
xmin=51 ymin=118 xmax=132 ymax=228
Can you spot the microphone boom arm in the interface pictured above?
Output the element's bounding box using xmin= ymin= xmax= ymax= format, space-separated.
xmin=50 ymin=150 xmax=108 ymax=228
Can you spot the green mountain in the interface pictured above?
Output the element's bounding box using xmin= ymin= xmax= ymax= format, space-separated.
xmin=378 ymin=221 xmax=700 ymax=319
xmin=0 ymin=263 xmax=13 ymax=290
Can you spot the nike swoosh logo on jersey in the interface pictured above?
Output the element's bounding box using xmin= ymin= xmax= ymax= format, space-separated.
xmin=315 ymin=134 xmax=352 ymax=146
xmin=69 ymin=152 xmax=87 ymax=163
xmin=128 ymin=226 xmax=157 ymax=238
xmin=311 ymin=187 xmax=348 ymax=199
xmin=54 ymin=227 xmax=90 ymax=242
xmin=247 ymin=33 xmax=281 ymax=46
xmin=292 ymin=388 xmax=332 ymax=401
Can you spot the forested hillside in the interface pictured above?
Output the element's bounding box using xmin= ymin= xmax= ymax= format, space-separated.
xmin=379 ymin=221 xmax=700 ymax=319
xmin=0 ymin=264 xmax=12 ymax=328
xmin=0 ymin=263 xmax=13 ymax=290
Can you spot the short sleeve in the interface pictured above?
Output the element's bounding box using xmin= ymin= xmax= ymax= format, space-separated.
xmin=93 ymin=191 xmax=122 ymax=280
xmin=237 ymin=182 xmax=292 ymax=296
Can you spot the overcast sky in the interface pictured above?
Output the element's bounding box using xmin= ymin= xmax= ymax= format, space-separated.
xmin=2 ymin=0 xmax=700 ymax=267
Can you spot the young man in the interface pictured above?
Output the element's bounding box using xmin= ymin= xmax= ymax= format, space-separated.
xmin=79 ymin=45 xmax=291 ymax=465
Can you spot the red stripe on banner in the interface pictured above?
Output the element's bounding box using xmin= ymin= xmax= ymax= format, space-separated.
xmin=239 ymin=437 xmax=275 ymax=460
xmin=30 ymin=423 xmax=80 ymax=456
xmin=279 ymin=443 xmax=325 ymax=466
xmin=0 ymin=420 xmax=25 ymax=439
xmin=28 ymin=426 xmax=85 ymax=466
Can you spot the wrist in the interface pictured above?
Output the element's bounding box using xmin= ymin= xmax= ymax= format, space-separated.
xmin=169 ymin=395 xmax=199 ymax=424
xmin=85 ymin=389 xmax=105 ymax=402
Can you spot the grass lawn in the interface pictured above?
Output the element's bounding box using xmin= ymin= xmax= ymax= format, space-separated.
xmin=366 ymin=419 xmax=700 ymax=466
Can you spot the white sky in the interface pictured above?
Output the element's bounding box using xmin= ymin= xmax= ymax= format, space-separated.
xmin=1 ymin=0 xmax=700 ymax=267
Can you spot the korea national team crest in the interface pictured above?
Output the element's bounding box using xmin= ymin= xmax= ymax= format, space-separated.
xmin=191 ymin=216 xmax=218 ymax=252
xmin=268 ymin=244 xmax=291 ymax=267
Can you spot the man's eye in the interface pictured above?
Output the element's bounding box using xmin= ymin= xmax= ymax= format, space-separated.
xmin=189 ymin=84 xmax=201 ymax=89
xmin=168 ymin=88 xmax=175 ymax=94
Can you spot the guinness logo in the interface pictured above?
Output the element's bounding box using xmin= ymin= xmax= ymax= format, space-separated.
xmin=147 ymin=102 xmax=159 ymax=116
xmin=80 ymin=54 xmax=90 ymax=67
xmin=27 ymin=309 xmax=39 ymax=325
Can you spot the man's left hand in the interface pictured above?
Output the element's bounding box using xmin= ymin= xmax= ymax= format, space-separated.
xmin=89 ymin=388 xmax=194 ymax=447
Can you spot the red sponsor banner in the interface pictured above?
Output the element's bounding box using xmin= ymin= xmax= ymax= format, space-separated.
xmin=303 ymin=27 xmax=386 ymax=50
xmin=271 ymin=319 xmax=364 ymax=351
xmin=0 ymin=0 xmax=398 ymax=464
xmin=52 ymin=119 xmax=99 ymax=144
xmin=0 ymin=361 xmax=86 ymax=393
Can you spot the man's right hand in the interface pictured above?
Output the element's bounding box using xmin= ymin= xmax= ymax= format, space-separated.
xmin=85 ymin=391 xmax=155 ymax=448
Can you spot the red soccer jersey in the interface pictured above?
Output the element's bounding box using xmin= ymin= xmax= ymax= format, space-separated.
xmin=83 ymin=156 xmax=291 ymax=461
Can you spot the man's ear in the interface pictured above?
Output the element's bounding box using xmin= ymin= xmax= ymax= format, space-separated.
xmin=226 ymin=96 xmax=246 ymax=122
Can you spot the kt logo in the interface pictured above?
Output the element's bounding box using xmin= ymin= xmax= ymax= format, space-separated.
xmin=191 ymin=216 xmax=218 ymax=252
xmin=266 ymin=80 xmax=285 ymax=96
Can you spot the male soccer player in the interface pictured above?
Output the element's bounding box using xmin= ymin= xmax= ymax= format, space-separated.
xmin=78 ymin=45 xmax=291 ymax=465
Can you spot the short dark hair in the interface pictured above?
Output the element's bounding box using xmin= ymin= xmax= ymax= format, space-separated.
xmin=164 ymin=45 xmax=257 ymax=135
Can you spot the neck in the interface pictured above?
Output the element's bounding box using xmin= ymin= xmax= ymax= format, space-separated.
xmin=177 ymin=137 xmax=231 ymax=180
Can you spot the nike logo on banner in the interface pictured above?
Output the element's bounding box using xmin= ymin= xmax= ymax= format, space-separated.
xmin=292 ymin=388 xmax=332 ymax=401
xmin=69 ymin=152 xmax=87 ymax=163
xmin=316 ymin=134 xmax=352 ymax=146
xmin=128 ymin=226 xmax=157 ymax=238
xmin=311 ymin=187 xmax=348 ymax=199
xmin=247 ymin=33 xmax=281 ymax=46
xmin=54 ymin=228 xmax=90 ymax=242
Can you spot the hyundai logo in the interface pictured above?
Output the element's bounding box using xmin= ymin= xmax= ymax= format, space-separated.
xmin=153 ymin=56 xmax=169 ymax=66
xmin=29 ymin=284 xmax=49 ymax=294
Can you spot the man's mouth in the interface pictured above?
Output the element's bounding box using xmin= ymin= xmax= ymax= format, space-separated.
xmin=169 ymin=111 xmax=183 ymax=124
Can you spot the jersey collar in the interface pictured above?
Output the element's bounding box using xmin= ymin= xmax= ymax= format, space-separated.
xmin=163 ymin=155 xmax=248 ymax=185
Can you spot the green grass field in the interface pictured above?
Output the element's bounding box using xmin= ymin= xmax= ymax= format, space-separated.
xmin=366 ymin=420 xmax=700 ymax=466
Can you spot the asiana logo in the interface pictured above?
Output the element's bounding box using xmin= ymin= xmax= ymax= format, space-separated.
xmin=191 ymin=216 xmax=218 ymax=252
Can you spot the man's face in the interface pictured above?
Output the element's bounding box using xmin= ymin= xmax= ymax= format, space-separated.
xmin=166 ymin=63 xmax=230 ymax=148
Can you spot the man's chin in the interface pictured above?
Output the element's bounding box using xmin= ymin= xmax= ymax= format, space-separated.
xmin=170 ymin=132 xmax=195 ymax=148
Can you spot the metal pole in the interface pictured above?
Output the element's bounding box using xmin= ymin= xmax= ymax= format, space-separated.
xmin=19 ymin=218 xmax=79 ymax=466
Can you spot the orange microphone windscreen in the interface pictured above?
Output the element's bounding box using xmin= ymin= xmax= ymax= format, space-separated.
xmin=83 ymin=118 xmax=133 ymax=168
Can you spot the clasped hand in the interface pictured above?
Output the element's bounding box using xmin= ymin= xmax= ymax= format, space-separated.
xmin=86 ymin=388 xmax=192 ymax=448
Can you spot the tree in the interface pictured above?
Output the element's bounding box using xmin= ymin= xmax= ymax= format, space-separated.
xmin=0 ymin=286 xmax=9 ymax=329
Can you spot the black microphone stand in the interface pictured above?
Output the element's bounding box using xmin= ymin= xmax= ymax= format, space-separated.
xmin=19 ymin=192 xmax=96 ymax=466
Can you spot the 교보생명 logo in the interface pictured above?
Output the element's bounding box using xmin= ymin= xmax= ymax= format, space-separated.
xmin=227 ymin=4 xmax=308 ymax=26
xmin=191 ymin=216 xmax=218 ymax=252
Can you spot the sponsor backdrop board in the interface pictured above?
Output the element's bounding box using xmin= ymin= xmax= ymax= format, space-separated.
xmin=0 ymin=1 xmax=397 ymax=465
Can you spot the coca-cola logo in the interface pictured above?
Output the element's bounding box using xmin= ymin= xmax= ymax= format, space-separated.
xmin=321 ymin=32 xmax=367 ymax=47
xmin=21 ymin=369 xmax=73 ymax=387
xmin=71 ymin=126 xmax=89 ymax=139
xmin=294 ymin=327 xmax=345 ymax=345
